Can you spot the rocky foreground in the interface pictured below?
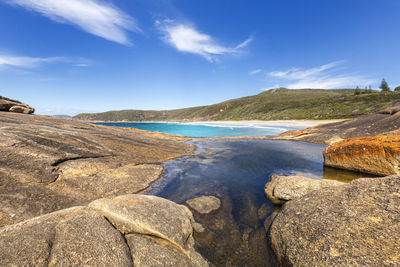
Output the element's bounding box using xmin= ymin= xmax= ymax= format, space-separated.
xmin=267 ymin=175 xmax=400 ymax=266
xmin=267 ymin=105 xmax=400 ymax=266
xmin=0 ymin=194 xmax=208 ymax=266
xmin=0 ymin=111 xmax=193 ymax=226
xmin=0 ymin=111 xmax=212 ymax=266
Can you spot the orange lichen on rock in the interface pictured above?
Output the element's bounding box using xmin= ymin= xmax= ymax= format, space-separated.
xmin=323 ymin=135 xmax=400 ymax=176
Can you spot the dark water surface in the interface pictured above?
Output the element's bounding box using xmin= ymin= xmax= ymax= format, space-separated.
xmin=145 ymin=139 xmax=364 ymax=266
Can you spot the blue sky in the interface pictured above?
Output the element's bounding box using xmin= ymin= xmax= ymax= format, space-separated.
xmin=1 ymin=0 xmax=399 ymax=115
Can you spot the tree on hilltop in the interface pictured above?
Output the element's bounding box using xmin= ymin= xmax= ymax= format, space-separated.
xmin=380 ymin=79 xmax=390 ymax=92
xmin=395 ymin=86 xmax=400 ymax=92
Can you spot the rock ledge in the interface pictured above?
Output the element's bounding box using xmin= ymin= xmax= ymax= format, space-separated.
xmin=265 ymin=174 xmax=344 ymax=205
xmin=270 ymin=175 xmax=400 ymax=266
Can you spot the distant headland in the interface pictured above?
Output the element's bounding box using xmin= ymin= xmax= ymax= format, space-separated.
xmin=74 ymin=88 xmax=400 ymax=122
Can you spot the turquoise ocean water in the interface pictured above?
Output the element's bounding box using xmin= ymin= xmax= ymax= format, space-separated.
xmin=95 ymin=122 xmax=298 ymax=137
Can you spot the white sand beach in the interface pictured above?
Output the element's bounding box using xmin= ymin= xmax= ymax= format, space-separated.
xmin=188 ymin=120 xmax=346 ymax=129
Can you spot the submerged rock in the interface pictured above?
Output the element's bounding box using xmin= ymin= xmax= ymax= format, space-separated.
xmin=324 ymin=134 xmax=400 ymax=176
xmin=186 ymin=196 xmax=221 ymax=214
xmin=257 ymin=203 xmax=271 ymax=221
xmin=0 ymin=194 xmax=208 ymax=267
xmin=270 ymin=175 xmax=400 ymax=266
xmin=0 ymin=96 xmax=34 ymax=114
xmin=265 ymin=174 xmax=344 ymax=205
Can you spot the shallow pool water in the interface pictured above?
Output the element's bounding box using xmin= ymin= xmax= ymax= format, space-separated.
xmin=95 ymin=122 xmax=298 ymax=137
xmin=145 ymin=139 xmax=365 ymax=266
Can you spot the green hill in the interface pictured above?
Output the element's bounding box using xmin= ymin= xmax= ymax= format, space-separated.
xmin=74 ymin=88 xmax=400 ymax=121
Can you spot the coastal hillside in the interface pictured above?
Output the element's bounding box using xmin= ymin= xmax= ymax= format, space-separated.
xmin=74 ymin=88 xmax=400 ymax=121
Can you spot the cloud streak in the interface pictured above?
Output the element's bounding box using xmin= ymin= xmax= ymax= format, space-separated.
xmin=249 ymin=69 xmax=261 ymax=75
xmin=157 ymin=20 xmax=252 ymax=62
xmin=7 ymin=0 xmax=139 ymax=45
xmin=0 ymin=54 xmax=89 ymax=68
xmin=0 ymin=55 xmax=66 ymax=68
xmin=268 ymin=61 xmax=374 ymax=89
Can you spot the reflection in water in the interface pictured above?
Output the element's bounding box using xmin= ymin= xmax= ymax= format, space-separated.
xmin=323 ymin=166 xmax=376 ymax=182
xmin=145 ymin=139 xmax=363 ymax=266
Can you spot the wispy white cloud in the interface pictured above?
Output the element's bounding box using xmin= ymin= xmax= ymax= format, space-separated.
xmin=6 ymin=0 xmax=139 ymax=45
xmin=268 ymin=61 xmax=374 ymax=89
xmin=0 ymin=55 xmax=66 ymax=68
xmin=156 ymin=20 xmax=252 ymax=62
xmin=249 ymin=69 xmax=261 ymax=75
xmin=75 ymin=63 xmax=90 ymax=67
xmin=0 ymin=54 xmax=90 ymax=68
xmin=236 ymin=37 xmax=253 ymax=49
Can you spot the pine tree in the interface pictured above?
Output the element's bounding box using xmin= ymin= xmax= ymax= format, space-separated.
xmin=380 ymin=79 xmax=390 ymax=92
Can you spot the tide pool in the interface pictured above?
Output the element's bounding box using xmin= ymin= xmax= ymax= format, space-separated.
xmin=145 ymin=139 xmax=365 ymax=266
xmin=95 ymin=122 xmax=298 ymax=137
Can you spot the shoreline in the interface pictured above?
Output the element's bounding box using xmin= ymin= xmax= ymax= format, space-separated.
xmin=87 ymin=119 xmax=346 ymax=129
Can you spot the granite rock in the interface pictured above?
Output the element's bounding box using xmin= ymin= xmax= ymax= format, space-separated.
xmin=0 ymin=112 xmax=193 ymax=227
xmin=276 ymin=107 xmax=400 ymax=145
xmin=265 ymin=174 xmax=345 ymax=205
xmin=0 ymin=96 xmax=34 ymax=114
xmin=0 ymin=194 xmax=208 ymax=267
xmin=324 ymin=134 xmax=400 ymax=176
xmin=270 ymin=175 xmax=400 ymax=266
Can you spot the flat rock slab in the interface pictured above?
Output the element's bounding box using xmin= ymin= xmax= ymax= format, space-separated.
xmin=0 ymin=194 xmax=208 ymax=267
xmin=0 ymin=112 xmax=193 ymax=226
xmin=186 ymin=196 xmax=221 ymax=214
xmin=265 ymin=174 xmax=344 ymax=205
xmin=270 ymin=175 xmax=400 ymax=266
xmin=276 ymin=111 xmax=400 ymax=145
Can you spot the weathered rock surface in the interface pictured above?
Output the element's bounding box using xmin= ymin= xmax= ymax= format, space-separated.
xmin=0 ymin=194 xmax=208 ymax=267
xmin=276 ymin=106 xmax=400 ymax=144
xmin=186 ymin=196 xmax=221 ymax=214
xmin=0 ymin=112 xmax=193 ymax=226
xmin=89 ymin=194 xmax=196 ymax=250
xmin=0 ymin=96 xmax=34 ymax=114
xmin=324 ymin=134 xmax=400 ymax=176
xmin=378 ymin=105 xmax=400 ymax=115
xmin=270 ymin=175 xmax=400 ymax=267
xmin=265 ymin=174 xmax=345 ymax=204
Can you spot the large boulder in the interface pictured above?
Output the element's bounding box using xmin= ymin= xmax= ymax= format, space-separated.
xmin=324 ymin=134 xmax=400 ymax=176
xmin=0 ymin=96 xmax=34 ymax=114
xmin=0 ymin=194 xmax=208 ymax=267
xmin=270 ymin=175 xmax=400 ymax=266
xmin=265 ymin=174 xmax=344 ymax=205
